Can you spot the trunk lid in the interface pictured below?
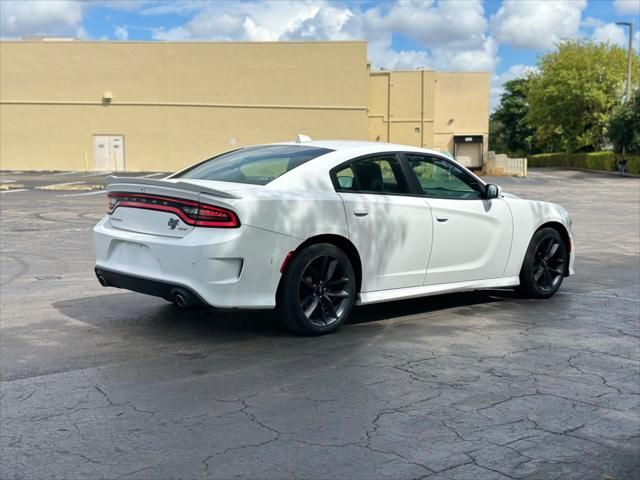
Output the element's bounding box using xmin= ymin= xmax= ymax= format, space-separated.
xmin=105 ymin=176 xmax=244 ymax=238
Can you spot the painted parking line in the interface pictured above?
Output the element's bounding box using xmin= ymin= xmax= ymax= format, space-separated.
xmin=0 ymin=184 xmax=25 ymax=190
xmin=57 ymin=190 xmax=108 ymax=198
xmin=0 ymin=189 xmax=29 ymax=194
xmin=51 ymin=171 xmax=82 ymax=176
xmin=0 ymin=179 xmax=17 ymax=183
xmin=143 ymin=173 xmax=166 ymax=178
xmin=50 ymin=184 xmax=103 ymax=191
xmin=36 ymin=181 xmax=86 ymax=190
xmin=87 ymin=171 xmax=113 ymax=176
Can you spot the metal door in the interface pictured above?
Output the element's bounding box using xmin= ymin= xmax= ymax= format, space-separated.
xmin=93 ymin=135 xmax=111 ymax=171
xmin=455 ymin=142 xmax=482 ymax=168
xmin=93 ymin=135 xmax=125 ymax=171
xmin=110 ymin=136 xmax=124 ymax=171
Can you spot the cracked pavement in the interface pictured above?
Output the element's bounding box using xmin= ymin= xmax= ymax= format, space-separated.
xmin=1 ymin=169 xmax=639 ymax=479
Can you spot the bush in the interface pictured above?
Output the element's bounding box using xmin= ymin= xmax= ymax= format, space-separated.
xmin=528 ymin=152 xmax=640 ymax=175
xmin=609 ymin=93 xmax=640 ymax=154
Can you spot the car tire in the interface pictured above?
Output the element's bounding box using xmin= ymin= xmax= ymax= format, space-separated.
xmin=277 ymin=243 xmax=356 ymax=336
xmin=518 ymin=227 xmax=568 ymax=299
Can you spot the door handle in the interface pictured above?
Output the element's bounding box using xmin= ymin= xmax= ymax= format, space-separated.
xmin=354 ymin=210 xmax=369 ymax=217
xmin=436 ymin=216 xmax=449 ymax=223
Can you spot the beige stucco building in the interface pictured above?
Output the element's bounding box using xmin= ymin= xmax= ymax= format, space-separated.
xmin=368 ymin=70 xmax=489 ymax=167
xmin=0 ymin=40 xmax=489 ymax=172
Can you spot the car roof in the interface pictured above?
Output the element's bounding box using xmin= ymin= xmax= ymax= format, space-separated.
xmin=274 ymin=139 xmax=443 ymax=156
xmin=264 ymin=139 xmax=472 ymax=193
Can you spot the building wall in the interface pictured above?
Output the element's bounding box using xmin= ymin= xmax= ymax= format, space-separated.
xmin=0 ymin=41 xmax=368 ymax=171
xmin=433 ymin=72 xmax=490 ymax=159
xmin=0 ymin=40 xmax=490 ymax=172
xmin=368 ymin=70 xmax=436 ymax=148
xmin=367 ymin=70 xmax=490 ymax=162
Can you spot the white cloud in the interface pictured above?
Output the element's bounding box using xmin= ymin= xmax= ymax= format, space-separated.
xmin=367 ymin=34 xmax=432 ymax=71
xmin=140 ymin=1 xmax=206 ymax=16
xmin=592 ymin=22 xmax=640 ymax=50
xmin=366 ymin=1 xmax=497 ymax=72
xmin=76 ymin=25 xmax=89 ymax=40
xmin=364 ymin=0 xmax=487 ymax=50
xmin=151 ymin=0 xmax=498 ymax=74
xmin=0 ymin=0 xmax=84 ymax=38
xmin=592 ymin=23 xmax=628 ymax=47
xmin=147 ymin=0 xmax=479 ymax=48
xmin=154 ymin=12 xmax=246 ymax=41
xmin=153 ymin=1 xmax=325 ymax=41
xmin=114 ymin=25 xmax=128 ymax=40
xmin=490 ymin=0 xmax=587 ymax=50
xmin=432 ymin=36 xmax=499 ymax=72
xmin=581 ymin=16 xmax=605 ymax=29
xmin=490 ymin=64 xmax=537 ymax=111
xmin=282 ymin=4 xmax=361 ymax=41
xmin=92 ymin=1 xmax=146 ymax=11
xmin=613 ymin=0 xmax=640 ymax=16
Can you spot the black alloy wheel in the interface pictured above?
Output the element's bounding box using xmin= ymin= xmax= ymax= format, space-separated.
xmin=299 ymin=254 xmax=352 ymax=328
xmin=519 ymin=227 xmax=568 ymax=299
xmin=532 ymin=236 xmax=565 ymax=293
xmin=277 ymin=243 xmax=356 ymax=335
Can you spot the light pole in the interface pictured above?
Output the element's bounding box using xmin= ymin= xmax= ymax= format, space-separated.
xmin=616 ymin=22 xmax=633 ymax=102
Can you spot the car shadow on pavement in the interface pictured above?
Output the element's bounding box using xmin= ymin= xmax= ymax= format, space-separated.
xmin=53 ymin=292 xmax=282 ymax=340
xmin=53 ymin=289 xmax=515 ymax=340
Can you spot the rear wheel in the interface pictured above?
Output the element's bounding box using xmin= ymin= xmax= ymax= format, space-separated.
xmin=518 ymin=228 xmax=568 ymax=299
xmin=277 ymin=243 xmax=356 ymax=335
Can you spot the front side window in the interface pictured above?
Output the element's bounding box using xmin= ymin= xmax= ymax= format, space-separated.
xmin=174 ymin=145 xmax=333 ymax=185
xmin=334 ymin=155 xmax=409 ymax=194
xmin=406 ymin=154 xmax=484 ymax=199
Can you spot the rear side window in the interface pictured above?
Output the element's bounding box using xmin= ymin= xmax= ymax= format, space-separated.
xmin=174 ymin=145 xmax=333 ymax=185
xmin=334 ymin=155 xmax=409 ymax=194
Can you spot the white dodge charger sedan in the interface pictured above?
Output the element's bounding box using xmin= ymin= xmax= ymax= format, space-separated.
xmin=94 ymin=138 xmax=575 ymax=335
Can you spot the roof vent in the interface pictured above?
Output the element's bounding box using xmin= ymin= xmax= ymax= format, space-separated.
xmin=296 ymin=134 xmax=312 ymax=143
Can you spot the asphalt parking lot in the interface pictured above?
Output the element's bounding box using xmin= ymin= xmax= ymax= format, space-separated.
xmin=1 ymin=168 xmax=638 ymax=480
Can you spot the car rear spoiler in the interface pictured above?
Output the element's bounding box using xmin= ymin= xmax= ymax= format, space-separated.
xmin=105 ymin=175 xmax=241 ymax=199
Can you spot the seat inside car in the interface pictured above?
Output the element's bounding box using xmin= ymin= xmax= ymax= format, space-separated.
xmin=353 ymin=161 xmax=384 ymax=192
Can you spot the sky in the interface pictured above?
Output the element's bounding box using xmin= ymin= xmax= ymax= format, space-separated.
xmin=1 ymin=0 xmax=639 ymax=109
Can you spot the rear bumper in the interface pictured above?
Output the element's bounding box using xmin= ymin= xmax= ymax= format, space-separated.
xmin=95 ymin=267 xmax=208 ymax=306
xmin=93 ymin=216 xmax=300 ymax=308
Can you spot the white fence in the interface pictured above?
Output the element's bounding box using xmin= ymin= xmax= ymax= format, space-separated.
xmin=484 ymin=151 xmax=528 ymax=177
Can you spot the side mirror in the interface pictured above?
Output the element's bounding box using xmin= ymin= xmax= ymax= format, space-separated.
xmin=484 ymin=184 xmax=501 ymax=199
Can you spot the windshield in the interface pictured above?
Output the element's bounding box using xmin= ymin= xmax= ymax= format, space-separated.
xmin=174 ymin=145 xmax=333 ymax=185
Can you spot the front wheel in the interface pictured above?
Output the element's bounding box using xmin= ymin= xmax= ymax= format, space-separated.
xmin=518 ymin=227 xmax=568 ymax=299
xmin=277 ymin=243 xmax=356 ymax=336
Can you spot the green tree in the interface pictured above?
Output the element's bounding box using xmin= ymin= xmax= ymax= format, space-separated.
xmin=527 ymin=40 xmax=639 ymax=153
xmin=608 ymin=92 xmax=640 ymax=154
xmin=490 ymin=78 xmax=536 ymax=155
xmin=488 ymin=118 xmax=507 ymax=153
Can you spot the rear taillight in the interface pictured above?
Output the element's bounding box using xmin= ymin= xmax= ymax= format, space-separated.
xmin=107 ymin=193 xmax=240 ymax=228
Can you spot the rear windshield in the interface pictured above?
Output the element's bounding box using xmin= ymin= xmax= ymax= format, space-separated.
xmin=174 ymin=145 xmax=333 ymax=185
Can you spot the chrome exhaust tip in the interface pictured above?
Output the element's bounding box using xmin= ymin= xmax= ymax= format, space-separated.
xmin=173 ymin=292 xmax=188 ymax=308
xmin=97 ymin=275 xmax=108 ymax=287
